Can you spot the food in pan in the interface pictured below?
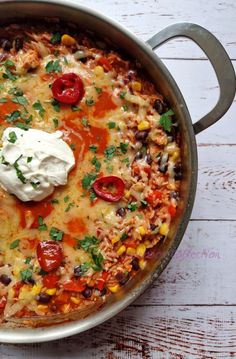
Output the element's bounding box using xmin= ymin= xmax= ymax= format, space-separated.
xmin=0 ymin=21 xmax=182 ymax=323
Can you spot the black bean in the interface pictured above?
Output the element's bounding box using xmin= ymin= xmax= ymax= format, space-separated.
xmin=134 ymin=151 xmax=143 ymax=161
xmin=82 ymin=287 xmax=92 ymax=298
xmin=145 ymin=248 xmax=154 ymax=259
xmin=145 ymin=153 xmax=152 ymax=165
xmin=174 ymin=163 xmax=183 ymax=180
xmin=0 ymin=39 xmax=12 ymax=51
xmin=135 ymin=130 xmax=148 ymax=142
xmin=116 ymin=207 xmax=126 ymax=217
xmin=127 ymin=70 xmax=136 ymax=81
xmin=150 ymin=223 xmax=157 ymax=231
xmin=153 ymin=99 xmax=165 ymax=114
xmin=37 ymin=293 xmax=51 ymax=304
xmin=73 ymin=265 xmax=83 ymax=277
xmin=131 ymin=258 xmax=140 ymax=271
xmin=15 ymin=37 xmax=24 ymax=51
xmin=0 ymin=274 xmax=11 ymax=286
xmin=116 ymin=272 xmax=130 ymax=286
xmin=51 ymin=304 xmax=58 ymax=312
xmin=25 ymin=277 xmax=35 ymax=285
xmin=170 ymin=191 xmax=179 ymax=199
xmin=100 ymin=287 xmax=107 ymax=296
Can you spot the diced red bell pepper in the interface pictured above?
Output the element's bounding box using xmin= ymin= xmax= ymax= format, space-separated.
xmin=168 ymin=204 xmax=176 ymax=217
xmin=146 ymin=190 xmax=163 ymax=205
xmin=97 ymin=57 xmax=112 ymax=72
xmin=42 ymin=273 xmax=60 ymax=288
xmin=63 ymin=278 xmax=86 ymax=292
xmin=96 ymin=271 xmax=108 ymax=291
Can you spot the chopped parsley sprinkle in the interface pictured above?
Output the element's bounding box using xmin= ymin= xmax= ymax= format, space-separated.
xmin=38 ymin=216 xmax=47 ymax=231
xmin=10 ymin=239 xmax=20 ymax=249
xmin=120 ymin=91 xmax=126 ymax=99
xmin=91 ymin=248 xmax=104 ymax=271
xmin=65 ymin=202 xmax=75 ymax=212
xmin=8 ymin=131 xmax=17 ymax=143
xmin=89 ymin=144 xmax=98 ymax=153
xmin=104 ymin=145 xmax=116 ymax=160
xmin=20 ymin=268 xmax=32 ymax=282
xmin=33 ymin=100 xmax=45 ymax=118
xmin=8 ymin=87 xmax=23 ymax=96
xmin=82 ymin=173 xmax=97 ymax=190
xmin=53 ymin=118 xmax=59 ymax=128
xmin=122 ymin=104 xmax=128 ymax=111
xmin=12 ymin=96 xmax=28 ymax=107
xmin=91 ymin=156 xmax=101 ymax=172
xmin=45 ymin=59 xmax=62 ymax=73
xmin=50 ymin=33 xmax=61 ymax=44
xmin=106 ymin=164 xmax=113 ymax=173
xmin=27 ymin=157 xmax=33 ymax=163
xmin=89 ymin=190 xmax=97 ymax=202
xmin=122 ymin=157 xmax=130 ymax=167
xmin=107 ymin=121 xmax=116 ymax=129
xmin=49 ymin=227 xmax=64 ymax=241
xmin=3 ymin=59 xmax=14 ymax=68
xmin=51 ymin=99 xmax=60 ymax=112
xmin=127 ymin=202 xmax=138 ymax=212
xmin=85 ymin=98 xmax=95 ymax=106
xmin=159 ymin=109 xmax=174 ymax=132
xmin=2 ymin=68 xmax=17 ymax=81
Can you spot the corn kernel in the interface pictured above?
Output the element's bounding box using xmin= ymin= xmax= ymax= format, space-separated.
xmin=32 ymin=284 xmax=42 ymax=296
xmin=138 ymin=120 xmax=150 ymax=131
xmin=111 ymin=236 xmax=120 ymax=245
xmin=61 ymin=34 xmax=76 ymax=46
xmin=108 ymin=284 xmax=120 ymax=293
xmin=117 ymin=245 xmax=126 ymax=256
xmin=71 ymin=296 xmax=81 ymax=305
xmin=159 ymin=223 xmax=169 ymax=236
xmin=136 ymin=243 xmax=146 ymax=257
xmin=131 ymin=81 xmax=142 ymax=92
xmin=144 ymin=240 xmax=151 ymax=247
xmin=94 ymin=65 xmax=104 ymax=76
xmin=126 ymin=247 xmax=136 ymax=255
xmin=45 ymin=288 xmax=57 ymax=296
xmin=37 ymin=305 xmax=48 ymax=311
xmin=124 ymin=190 xmax=130 ymax=199
xmin=171 ymin=150 xmax=180 ymax=162
xmin=139 ymin=259 xmax=147 ymax=270
xmin=138 ymin=226 xmax=147 ymax=236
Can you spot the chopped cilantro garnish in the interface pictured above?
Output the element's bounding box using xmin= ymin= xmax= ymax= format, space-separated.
xmin=81 ymin=117 xmax=89 ymax=127
xmin=33 ymin=100 xmax=45 ymax=118
xmin=8 ymin=131 xmax=17 ymax=143
xmin=12 ymin=96 xmax=28 ymax=107
xmin=104 ymin=145 xmax=116 ymax=160
xmin=38 ymin=216 xmax=47 ymax=231
xmin=27 ymin=157 xmax=33 ymax=163
xmin=95 ymin=87 xmax=102 ymax=94
xmin=8 ymin=87 xmax=23 ymax=96
xmin=2 ymin=68 xmax=17 ymax=81
xmin=30 ymin=180 xmax=40 ymax=189
xmin=71 ymin=105 xmax=80 ymax=112
xmin=127 ymin=202 xmax=138 ymax=212
xmin=120 ymin=91 xmax=126 ymax=99
xmin=45 ymin=59 xmax=62 ymax=73
xmin=91 ymin=248 xmax=104 ymax=271
xmin=89 ymin=144 xmax=98 ymax=153
xmin=122 ymin=157 xmax=130 ymax=167
xmin=6 ymin=110 xmax=21 ymax=123
xmin=141 ymin=199 xmax=148 ymax=207
xmin=13 ymin=156 xmax=27 ymax=184
xmin=85 ymin=98 xmax=95 ymax=106
xmin=0 ymin=98 xmax=7 ymax=103
xmin=15 ymin=122 xmax=29 ymax=130
xmin=51 ymin=99 xmax=60 ymax=112
xmin=82 ymin=173 xmax=97 ymax=190
xmin=20 ymin=268 xmax=32 ymax=282
xmin=80 ymin=262 xmax=91 ymax=274
xmin=159 ymin=109 xmax=174 ymax=132
xmin=25 ymin=257 xmax=31 ymax=264
xmin=91 ymin=156 xmax=101 ymax=172
xmin=79 ymin=235 xmax=98 ymax=252
xmin=108 ymin=121 xmax=116 ymax=129
xmin=3 ymin=59 xmax=14 ymax=68
xmin=53 ymin=118 xmax=59 ymax=128
xmin=65 ymin=202 xmax=75 ymax=212
xmin=64 ymin=195 xmax=70 ymax=203
xmin=51 ymin=198 xmax=59 ymax=204
xmin=118 ymin=142 xmax=129 ymax=154
xmin=10 ymin=239 xmax=20 ymax=249
xmin=49 ymin=227 xmax=64 ymax=241
xmin=50 ymin=33 xmax=61 ymax=44
xmin=89 ymin=190 xmax=97 ymax=202
xmin=120 ymin=233 xmax=128 ymax=241
xmin=122 ymin=104 xmax=128 ymax=111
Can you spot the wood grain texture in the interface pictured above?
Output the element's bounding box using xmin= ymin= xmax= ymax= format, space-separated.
xmin=0 ymin=0 xmax=235 ymax=357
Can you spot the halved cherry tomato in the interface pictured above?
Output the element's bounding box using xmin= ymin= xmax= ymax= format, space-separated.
xmin=168 ymin=204 xmax=176 ymax=217
xmin=63 ymin=278 xmax=86 ymax=292
xmin=42 ymin=273 xmax=60 ymax=288
xmin=97 ymin=57 xmax=112 ymax=72
xmin=146 ymin=190 xmax=162 ymax=205
xmin=96 ymin=271 xmax=108 ymax=291
xmin=93 ymin=176 xmax=125 ymax=202
xmin=52 ymin=73 xmax=84 ymax=104
xmin=37 ymin=241 xmax=63 ymax=272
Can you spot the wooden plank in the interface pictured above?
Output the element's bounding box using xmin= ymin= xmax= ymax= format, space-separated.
xmin=2 ymin=306 xmax=236 ymax=358
xmin=135 ymin=220 xmax=236 ymax=305
xmin=77 ymin=0 xmax=236 ymax=59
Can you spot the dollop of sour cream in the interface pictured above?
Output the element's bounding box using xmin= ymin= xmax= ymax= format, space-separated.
xmin=0 ymin=127 xmax=75 ymax=201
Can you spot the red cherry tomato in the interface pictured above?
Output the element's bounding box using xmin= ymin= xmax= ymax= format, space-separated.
xmin=63 ymin=278 xmax=86 ymax=292
xmin=37 ymin=241 xmax=63 ymax=272
xmin=51 ymin=73 xmax=84 ymax=104
xmin=42 ymin=273 xmax=60 ymax=288
xmin=93 ymin=176 xmax=125 ymax=202
xmin=146 ymin=190 xmax=162 ymax=205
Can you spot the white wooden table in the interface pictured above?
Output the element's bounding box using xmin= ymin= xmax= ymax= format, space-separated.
xmin=1 ymin=0 xmax=236 ymax=357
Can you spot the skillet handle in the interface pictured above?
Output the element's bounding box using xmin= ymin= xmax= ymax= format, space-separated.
xmin=146 ymin=23 xmax=236 ymax=135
